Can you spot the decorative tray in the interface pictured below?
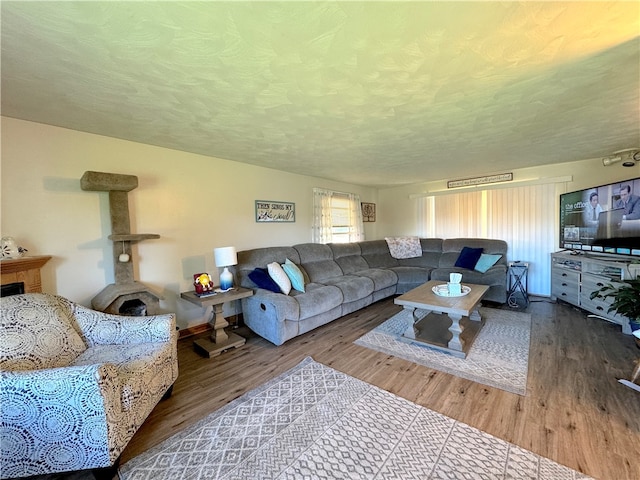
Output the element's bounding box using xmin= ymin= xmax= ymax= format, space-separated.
xmin=432 ymin=284 xmax=471 ymax=297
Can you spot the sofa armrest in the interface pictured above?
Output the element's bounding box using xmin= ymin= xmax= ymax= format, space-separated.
xmin=72 ymin=304 xmax=177 ymax=346
xmin=0 ymin=363 xmax=123 ymax=472
xmin=242 ymin=289 xmax=300 ymax=322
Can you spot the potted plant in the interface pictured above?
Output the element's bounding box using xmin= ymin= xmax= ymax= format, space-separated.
xmin=590 ymin=277 xmax=640 ymax=332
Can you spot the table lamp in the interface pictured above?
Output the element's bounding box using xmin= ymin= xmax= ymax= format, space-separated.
xmin=214 ymin=246 xmax=237 ymax=291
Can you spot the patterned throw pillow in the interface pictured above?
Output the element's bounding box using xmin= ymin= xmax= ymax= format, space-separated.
xmin=282 ymin=258 xmax=305 ymax=292
xmin=267 ymin=262 xmax=292 ymax=295
xmin=385 ymin=236 xmax=423 ymax=259
xmin=0 ymin=293 xmax=87 ymax=371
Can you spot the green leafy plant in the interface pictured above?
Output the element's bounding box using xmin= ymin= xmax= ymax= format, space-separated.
xmin=590 ymin=278 xmax=640 ymax=327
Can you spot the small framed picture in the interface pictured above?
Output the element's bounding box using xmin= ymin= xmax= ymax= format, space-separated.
xmin=361 ymin=202 xmax=376 ymax=222
xmin=255 ymin=200 xmax=296 ymax=222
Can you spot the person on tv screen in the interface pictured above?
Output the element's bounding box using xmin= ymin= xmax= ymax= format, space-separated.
xmin=583 ymin=191 xmax=603 ymax=227
xmin=616 ymin=184 xmax=640 ymax=220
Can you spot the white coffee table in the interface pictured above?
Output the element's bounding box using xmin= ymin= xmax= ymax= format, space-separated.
xmin=394 ymin=280 xmax=489 ymax=358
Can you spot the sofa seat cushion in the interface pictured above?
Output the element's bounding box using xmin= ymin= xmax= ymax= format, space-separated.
xmin=72 ymin=342 xmax=173 ymax=412
xmin=431 ymin=265 xmax=507 ymax=286
xmin=320 ymin=275 xmax=374 ymax=303
xmin=1 ymin=294 xmax=87 ymax=371
xmin=353 ymin=268 xmax=398 ymax=291
xmin=389 ymin=266 xmax=432 ymax=285
xmin=288 ymin=283 xmax=343 ymax=320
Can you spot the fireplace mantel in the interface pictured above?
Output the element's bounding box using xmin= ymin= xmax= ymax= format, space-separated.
xmin=0 ymin=255 xmax=52 ymax=293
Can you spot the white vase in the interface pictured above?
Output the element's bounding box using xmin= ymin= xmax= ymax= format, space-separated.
xmin=219 ymin=267 xmax=233 ymax=291
xmin=1 ymin=237 xmax=20 ymax=259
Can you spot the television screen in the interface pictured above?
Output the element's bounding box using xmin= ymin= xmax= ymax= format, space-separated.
xmin=559 ymin=177 xmax=640 ymax=257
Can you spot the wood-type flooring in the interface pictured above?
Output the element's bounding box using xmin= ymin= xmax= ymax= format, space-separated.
xmin=122 ymin=297 xmax=640 ymax=480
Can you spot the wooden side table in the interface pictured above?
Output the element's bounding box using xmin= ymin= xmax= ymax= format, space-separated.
xmin=180 ymin=287 xmax=253 ymax=358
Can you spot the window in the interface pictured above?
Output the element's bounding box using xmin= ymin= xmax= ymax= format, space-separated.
xmin=330 ymin=194 xmax=351 ymax=243
xmin=312 ymin=188 xmax=364 ymax=244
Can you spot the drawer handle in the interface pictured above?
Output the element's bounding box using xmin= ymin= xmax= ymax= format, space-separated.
xmin=596 ymin=306 xmax=604 ymax=311
xmin=596 ymin=282 xmax=604 ymax=287
xmin=562 ymin=283 xmax=568 ymax=287
xmin=561 ymin=293 xmax=567 ymax=296
xmin=562 ymin=273 xmax=568 ymax=277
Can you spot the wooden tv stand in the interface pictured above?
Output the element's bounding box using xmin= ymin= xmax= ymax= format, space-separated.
xmin=551 ymin=251 xmax=637 ymax=334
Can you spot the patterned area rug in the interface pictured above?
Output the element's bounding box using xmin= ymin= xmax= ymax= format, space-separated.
xmin=119 ymin=357 xmax=590 ymax=480
xmin=354 ymin=307 xmax=531 ymax=395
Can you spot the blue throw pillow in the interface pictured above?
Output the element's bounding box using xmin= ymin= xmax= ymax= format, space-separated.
xmin=454 ymin=247 xmax=484 ymax=270
xmin=282 ymin=258 xmax=306 ymax=292
xmin=248 ymin=268 xmax=282 ymax=293
xmin=474 ymin=253 xmax=502 ymax=273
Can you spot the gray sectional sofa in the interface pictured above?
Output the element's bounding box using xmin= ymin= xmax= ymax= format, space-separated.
xmin=234 ymin=238 xmax=508 ymax=346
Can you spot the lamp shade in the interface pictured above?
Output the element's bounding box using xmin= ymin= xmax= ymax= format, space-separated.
xmin=214 ymin=246 xmax=237 ymax=268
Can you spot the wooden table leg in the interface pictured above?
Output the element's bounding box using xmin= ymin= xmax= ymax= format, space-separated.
xmin=193 ymin=304 xmax=245 ymax=358
xmin=210 ymin=304 xmax=229 ymax=343
xmin=402 ymin=306 xmax=418 ymax=339
xmin=447 ymin=313 xmax=464 ymax=352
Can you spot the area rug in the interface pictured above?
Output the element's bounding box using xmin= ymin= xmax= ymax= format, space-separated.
xmin=354 ymin=307 xmax=531 ymax=395
xmin=119 ymin=357 xmax=589 ymax=480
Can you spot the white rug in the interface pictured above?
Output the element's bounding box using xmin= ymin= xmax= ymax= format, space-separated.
xmin=354 ymin=307 xmax=531 ymax=395
xmin=119 ymin=357 xmax=589 ymax=480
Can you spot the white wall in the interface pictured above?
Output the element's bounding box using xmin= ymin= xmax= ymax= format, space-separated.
xmin=378 ymin=160 xmax=640 ymax=238
xmin=1 ymin=117 xmax=378 ymax=328
xmin=3 ymin=116 xmax=637 ymax=323
xmin=377 ymin=160 xmax=640 ymax=294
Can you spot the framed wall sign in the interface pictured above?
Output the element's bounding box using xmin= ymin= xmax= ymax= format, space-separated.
xmin=361 ymin=202 xmax=376 ymax=222
xmin=447 ymin=173 xmax=513 ymax=189
xmin=255 ymin=200 xmax=295 ymax=222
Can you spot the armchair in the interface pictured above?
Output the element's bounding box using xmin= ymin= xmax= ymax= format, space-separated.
xmin=0 ymin=293 xmax=178 ymax=478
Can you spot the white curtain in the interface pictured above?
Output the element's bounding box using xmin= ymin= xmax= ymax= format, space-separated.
xmin=419 ymin=183 xmax=557 ymax=296
xmin=312 ymin=188 xmax=365 ymax=244
xmin=312 ymin=188 xmax=334 ymax=244
xmin=485 ymin=184 xmax=556 ymax=296
xmin=347 ymin=193 xmax=365 ymax=242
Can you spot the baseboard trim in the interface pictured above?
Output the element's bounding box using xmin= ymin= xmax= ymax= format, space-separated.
xmin=179 ymin=323 xmax=210 ymax=339
xmin=179 ymin=314 xmax=244 ymax=339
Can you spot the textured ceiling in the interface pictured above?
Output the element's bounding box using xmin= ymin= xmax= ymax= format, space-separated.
xmin=1 ymin=1 xmax=639 ymax=187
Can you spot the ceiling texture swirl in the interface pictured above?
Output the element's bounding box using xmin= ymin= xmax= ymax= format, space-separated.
xmin=1 ymin=1 xmax=639 ymax=187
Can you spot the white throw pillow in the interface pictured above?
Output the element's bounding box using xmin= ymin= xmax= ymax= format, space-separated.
xmin=267 ymin=262 xmax=292 ymax=294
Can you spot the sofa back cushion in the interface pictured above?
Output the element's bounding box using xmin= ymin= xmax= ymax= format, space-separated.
xmin=294 ymin=243 xmax=343 ymax=282
xmin=0 ymin=293 xmax=87 ymax=371
xmin=398 ymin=238 xmax=443 ymax=268
xmin=329 ymin=243 xmax=369 ymax=275
xmin=358 ymin=240 xmax=400 ymax=268
xmin=236 ymin=247 xmax=301 ymax=289
xmin=439 ymin=238 xmax=508 ymax=268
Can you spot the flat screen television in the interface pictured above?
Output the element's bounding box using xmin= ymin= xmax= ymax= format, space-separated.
xmin=559 ymin=177 xmax=640 ymax=257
